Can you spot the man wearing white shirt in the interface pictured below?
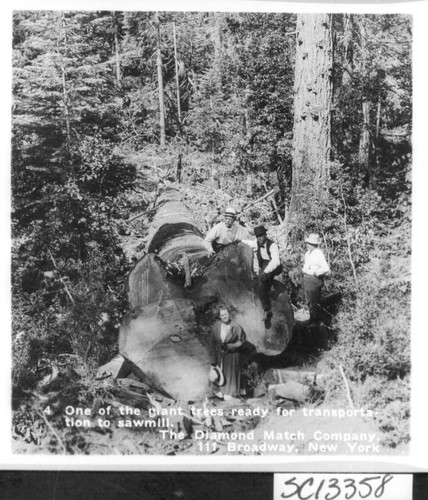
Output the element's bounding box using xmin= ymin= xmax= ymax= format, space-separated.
xmin=302 ymin=233 xmax=330 ymax=322
xmin=243 ymin=225 xmax=282 ymax=321
xmin=204 ymin=206 xmax=249 ymax=254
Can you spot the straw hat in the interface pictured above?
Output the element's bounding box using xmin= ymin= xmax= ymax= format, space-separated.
xmin=224 ymin=207 xmax=237 ymax=218
xmin=305 ymin=233 xmax=321 ymax=246
xmin=209 ymin=364 xmax=225 ymax=387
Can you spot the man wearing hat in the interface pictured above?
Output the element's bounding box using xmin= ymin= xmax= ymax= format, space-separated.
xmin=243 ymin=225 xmax=282 ymax=321
xmin=204 ymin=206 xmax=249 ymax=254
xmin=302 ymin=233 xmax=330 ymax=322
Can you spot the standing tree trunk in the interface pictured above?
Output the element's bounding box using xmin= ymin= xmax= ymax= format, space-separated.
xmin=155 ymin=12 xmax=166 ymax=149
xmin=211 ymin=13 xmax=222 ymax=81
xmin=342 ymin=14 xmax=354 ymax=85
xmin=56 ymin=13 xmax=71 ymax=149
xmin=113 ymin=12 xmax=122 ymax=88
xmin=359 ymin=100 xmax=371 ymax=169
xmin=288 ymin=14 xmax=333 ymax=227
xmin=210 ymin=13 xmax=223 ymax=158
xmin=172 ymin=22 xmax=181 ymax=125
xmin=357 ymin=16 xmax=371 ymax=184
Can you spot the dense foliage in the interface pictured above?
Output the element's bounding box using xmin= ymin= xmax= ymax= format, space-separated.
xmin=12 ymin=11 xmax=411 ymax=449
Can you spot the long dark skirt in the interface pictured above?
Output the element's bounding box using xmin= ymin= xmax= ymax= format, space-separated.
xmin=218 ymin=351 xmax=241 ymax=397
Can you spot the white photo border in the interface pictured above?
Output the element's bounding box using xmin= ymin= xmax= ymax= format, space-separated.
xmin=1 ymin=0 xmax=427 ymax=472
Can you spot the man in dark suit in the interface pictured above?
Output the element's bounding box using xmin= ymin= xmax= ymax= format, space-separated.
xmin=244 ymin=225 xmax=282 ymax=321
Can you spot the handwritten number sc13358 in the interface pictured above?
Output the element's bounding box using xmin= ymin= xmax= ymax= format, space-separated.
xmin=280 ymin=474 xmax=394 ymax=500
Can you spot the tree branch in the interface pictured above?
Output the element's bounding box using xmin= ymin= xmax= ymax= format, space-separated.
xmin=240 ymin=188 xmax=276 ymax=214
xmin=37 ymin=410 xmax=67 ymax=453
xmin=339 ymin=184 xmax=358 ymax=283
xmin=339 ymin=365 xmax=354 ymax=409
xmin=47 ymin=249 xmax=75 ymax=304
xmin=261 ymin=181 xmax=283 ymax=224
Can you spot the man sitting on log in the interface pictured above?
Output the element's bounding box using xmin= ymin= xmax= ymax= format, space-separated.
xmin=243 ymin=225 xmax=282 ymax=321
xmin=204 ymin=206 xmax=249 ymax=254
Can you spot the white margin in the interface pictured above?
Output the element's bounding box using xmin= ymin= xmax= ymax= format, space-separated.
xmin=1 ymin=0 xmax=427 ymax=472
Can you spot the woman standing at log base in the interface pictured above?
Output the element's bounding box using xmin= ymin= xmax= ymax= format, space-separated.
xmin=210 ymin=306 xmax=246 ymax=399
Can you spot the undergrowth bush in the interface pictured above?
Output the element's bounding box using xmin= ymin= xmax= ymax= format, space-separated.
xmin=12 ymin=221 xmax=129 ymax=396
xmin=320 ymin=214 xmax=411 ymax=447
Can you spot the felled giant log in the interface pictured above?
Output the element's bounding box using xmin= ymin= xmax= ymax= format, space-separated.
xmin=119 ymin=187 xmax=294 ymax=401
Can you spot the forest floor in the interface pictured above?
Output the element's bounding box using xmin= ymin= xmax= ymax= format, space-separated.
xmin=12 ymin=353 xmax=407 ymax=457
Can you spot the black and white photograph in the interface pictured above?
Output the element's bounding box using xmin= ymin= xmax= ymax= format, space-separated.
xmin=6 ymin=2 xmax=426 ymax=468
